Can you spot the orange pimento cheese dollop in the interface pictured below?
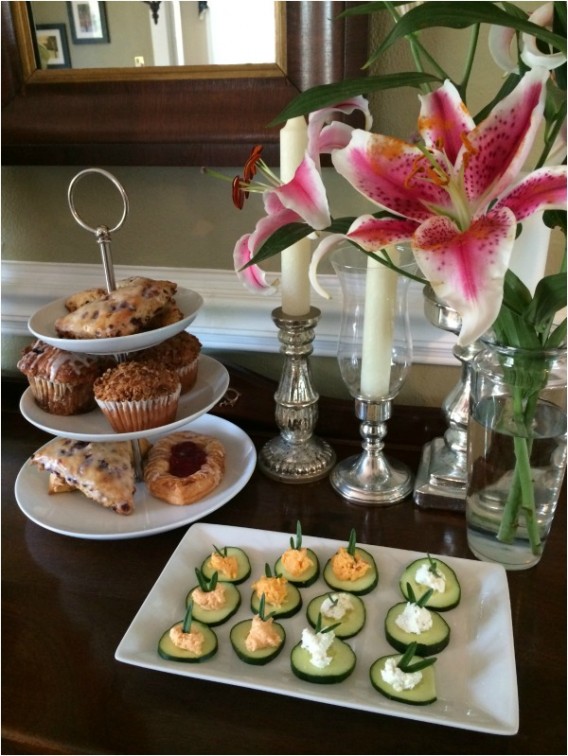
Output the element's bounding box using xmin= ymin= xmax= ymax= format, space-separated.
xmin=169 ymin=623 xmax=205 ymax=653
xmin=281 ymin=547 xmax=314 ymax=577
xmin=245 ymin=615 xmax=281 ymax=652
xmin=210 ymin=551 xmax=238 ymax=579
xmin=331 ymin=547 xmax=371 ymax=581
xmin=191 ymin=583 xmax=227 ymax=610
xmin=251 ymin=575 xmax=288 ymax=606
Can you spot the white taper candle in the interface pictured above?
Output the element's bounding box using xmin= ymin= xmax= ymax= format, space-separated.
xmin=360 ymin=248 xmax=399 ymax=399
xmin=279 ymin=116 xmax=311 ymax=316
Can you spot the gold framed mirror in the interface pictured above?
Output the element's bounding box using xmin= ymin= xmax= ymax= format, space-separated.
xmin=2 ymin=1 xmax=368 ymax=166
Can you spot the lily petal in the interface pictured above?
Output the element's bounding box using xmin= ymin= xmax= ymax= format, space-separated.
xmin=233 ymin=234 xmax=278 ymax=295
xmin=346 ymin=214 xmax=419 ymax=250
xmin=307 ymin=96 xmax=373 ymax=166
xmin=274 ymin=155 xmax=331 ymax=229
xmin=332 ymin=130 xmax=450 ymax=221
xmin=418 ymin=79 xmax=476 ymax=165
xmin=463 ymin=67 xmax=548 ymax=210
xmin=412 ymin=207 xmax=517 ymax=345
xmin=522 ymin=3 xmax=567 ymax=70
xmin=495 ymin=165 xmax=567 ymax=220
xmin=488 ymin=23 xmax=518 ymax=73
xmin=309 ymin=233 xmax=349 ymax=299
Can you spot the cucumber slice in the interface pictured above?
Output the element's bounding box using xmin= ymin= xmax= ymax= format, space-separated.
xmin=200 ymin=547 xmax=251 ymax=585
xmin=185 ymin=582 xmax=241 ymax=626
xmin=229 ymin=619 xmax=286 ymax=665
xmin=250 ymin=582 xmax=302 ymax=619
xmin=323 ymin=547 xmax=378 ymax=596
xmin=158 ymin=620 xmax=218 ymax=663
xmin=385 ymin=602 xmax=450 ymax=656
xmin=291 ymin=637 xmax=356 ymax=684
xmin=399 ymin=557 xmax=461 ymax=610
xmin=306 ymin=592 xmax=366 ymax=639
xmin=274 ymin=548 xmax=320 ymax=587
xmin=370 ymin=653 xmax=437 ymax=705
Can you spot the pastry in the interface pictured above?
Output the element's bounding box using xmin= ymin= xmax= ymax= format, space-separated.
xmin=64 ymin=287 xmax=107 ymax=312
xmin=134 ymin=331 xmax=201 ymax=393
xmin=54 ymin=277 xmax=178 ymax=339
xmin=17 ymin=339 xmax=111 ymax=415
xmin=31 ymin=437 xmax=136 ymax=515
xmin=144 ymin=430 xmax=225 ymax=506
xmin=93 ymin=361 xmax=181 ymax=432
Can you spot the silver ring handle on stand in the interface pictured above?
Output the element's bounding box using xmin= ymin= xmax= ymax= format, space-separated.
xmin=67 ymin=168 xmax=129 ymax=293
xmin=67 ymin=169 xmax=143 ymax=479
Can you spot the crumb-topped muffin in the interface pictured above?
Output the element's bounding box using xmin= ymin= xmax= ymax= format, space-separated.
xmin=134 ymin=332 xmax=201 ymax=393
xmin=93 ymin=361 xmax=181 ymax=432
xmin=17 ymin=339 xmax=110 ymax=415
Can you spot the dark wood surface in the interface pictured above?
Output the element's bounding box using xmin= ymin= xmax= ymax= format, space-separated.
xmin=2 ymin=369 xmax=566 ymax=755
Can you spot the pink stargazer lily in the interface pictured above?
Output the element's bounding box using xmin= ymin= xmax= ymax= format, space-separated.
xmin=233 ymin=154 xmax=331 ymax=294
xmin=233 ymin=97 xmax=370 ymax=294
xmin=311 ymin=67 xmax=567 ymax=346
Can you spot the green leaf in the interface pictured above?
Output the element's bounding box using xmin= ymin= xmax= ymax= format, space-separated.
xmin=501 ymin=269 xmax=533 ymax=315
xmin=269 ymin=72 xmax=441 ymax=125
xmin=368 ymin=1 xmax=566 ymax=65
xmin=525 ymin=273 xmax=567 ymax=328
xmin=546 ymin=318 xmax=567 ymax=348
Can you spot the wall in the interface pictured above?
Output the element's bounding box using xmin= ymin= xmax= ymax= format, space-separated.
xmin=2 ymin=2 xmax=560 ymax=407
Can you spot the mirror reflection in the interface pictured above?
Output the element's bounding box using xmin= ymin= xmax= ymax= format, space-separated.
xmin=30 ymin=0 xmax=276 ymax=69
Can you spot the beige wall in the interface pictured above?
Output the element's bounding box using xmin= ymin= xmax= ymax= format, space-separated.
xmin=1 ymin=2 xmax=557 ymax=407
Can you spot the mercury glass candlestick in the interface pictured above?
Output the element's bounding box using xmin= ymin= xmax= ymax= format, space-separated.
xmin=258 ymin=306 xmax=336 ymax=483
xmin=413 ymin=285 xmax=482 ymax=510
xmin=329 ymin=246 xmax=414 ymax=505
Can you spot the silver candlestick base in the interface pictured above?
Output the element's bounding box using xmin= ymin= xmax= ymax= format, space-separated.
xmin=258 ymin=307 xmax=336 ymax=484
xmin=413 ymin=286 xmax=481 ymax=510
xmin=330 ymin=399 xmax=413 ymax=505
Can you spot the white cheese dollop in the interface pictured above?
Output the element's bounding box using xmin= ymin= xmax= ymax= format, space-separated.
xmin=381 ymin=657 xmax=422 ymax=692
xmin=300 ymin=627 xmax=335 ymax=668
xmin=415 ymin=563 xmax=446 ymax=593
xmin=320 ymin=592 xmax=353 ymax=620
xmin=395 ymin=602 xmax=433 ymax=634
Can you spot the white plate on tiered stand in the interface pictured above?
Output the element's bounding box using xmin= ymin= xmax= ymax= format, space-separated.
xmin=20 ymin=355 xmax=229 ymax=442
xmin=28 ymin=287 xmax=203 ymax=355
xmin=15 ymin=415 xmax=257 ymax=540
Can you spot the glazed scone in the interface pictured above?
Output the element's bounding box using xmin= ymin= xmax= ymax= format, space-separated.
xmin=134 ymin=332 xmax=201 ymax=393
xmin=93 ymin=360 xmax=181 ymax=432
xmin=31 ymin=437 xmax=136 ymax=515
xmin=17 ymin=339 xmax=111 ymax=415
xmin=54 ymin=277 xmax=178 ymax=339
xmin=64 ymin=287 xmax=107 ymax=312
xmin=144 ymin=430 xmax=225 ymax=505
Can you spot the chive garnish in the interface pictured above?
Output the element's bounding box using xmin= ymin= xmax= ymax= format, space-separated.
xmin=397 ymin=642 xmax=437 ymax=673
xmin=182 ymin=601 xmax=193 ymax=633
xmin=347 ymin=528 xmax=357 ymax=556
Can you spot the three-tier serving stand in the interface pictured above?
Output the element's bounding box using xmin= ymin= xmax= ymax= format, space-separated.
xmin=14 ymin=169 xmax=258 ymax=539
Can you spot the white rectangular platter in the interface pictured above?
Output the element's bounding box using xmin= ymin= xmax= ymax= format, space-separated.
xmin=115 ymin=523 xmax=518 ymax=735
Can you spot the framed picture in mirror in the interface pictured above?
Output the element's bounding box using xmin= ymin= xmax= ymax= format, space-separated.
xmin=35 ymin=24 xmax=71 ymax=69
xmin=67 ymin=1 xmax=110 ymax=44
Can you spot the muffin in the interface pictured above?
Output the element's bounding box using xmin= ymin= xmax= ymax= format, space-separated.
xmin=17 ymin=339 xmax=110 ymax=415
xmin=134 ymin=332 xmax=201 ymax=394
xmin=93 ymin=361 xmax=181 ymax=432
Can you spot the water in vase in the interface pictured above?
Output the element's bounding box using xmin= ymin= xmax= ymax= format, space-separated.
xmin=466 ymin=396 xmax=567 ymax=569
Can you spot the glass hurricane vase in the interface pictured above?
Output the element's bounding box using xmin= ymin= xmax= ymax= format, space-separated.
xmin=466 ymin=343 xmax=567 ymax=569
xmin=330 ymin=245 xmax=414 ymax=505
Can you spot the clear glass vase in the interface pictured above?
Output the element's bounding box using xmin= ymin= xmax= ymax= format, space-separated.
xmin=466 ymin=344 xmax=567 ymax=569
xmin=328 ymin=245 xmax=415 ymax=504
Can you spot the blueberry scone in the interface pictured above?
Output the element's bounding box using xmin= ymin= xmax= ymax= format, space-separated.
xmin=31 ymin=437 xmax=137 ymax=515
xmin=54 ymin=277 xmax=178 ymax=339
